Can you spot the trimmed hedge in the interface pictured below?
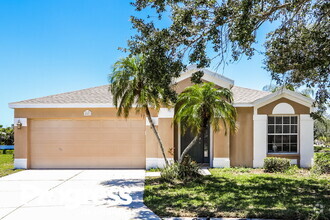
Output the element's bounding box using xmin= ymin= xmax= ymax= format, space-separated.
xmin=311 ymin=152 xmax=330 ymax=175
xmin=264 ymin=157 xmax=291 ymax=173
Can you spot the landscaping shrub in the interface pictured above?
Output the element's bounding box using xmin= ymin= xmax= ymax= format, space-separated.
xmin=314 ymin=145 xmax=330 ymax=153
xmin=311 ymin=152 xmax=330 ymax=175
xmin=264 ymin=157 xmax=291 ymax=173
xmin=161 ymin=156 xmax=201 ymax=183
xmin=284 ymin=164 xmax=299 ymax=175
xmin=0 ymin=150 xmax=14 ymax=155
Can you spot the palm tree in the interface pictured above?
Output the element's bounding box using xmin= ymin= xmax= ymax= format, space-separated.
xmin=174 ymin=82 xmax=237 ymax=163
xmin=109 ymin=55 xmax=170 ymax=166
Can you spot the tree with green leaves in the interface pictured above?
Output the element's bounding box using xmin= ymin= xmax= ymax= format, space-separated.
xmin=262 ymin=84 xmax=315 ymax=98
xmin=174 ymin=82 xmax=237 ymax=163
xmin=314 ymin=114 xmax=330 ymax=144
xmin=109 ymin=55 xmax=171 ymax=166
xmin=0 ymin=126 xmax=14 ymax=145
xmin=127 ymin=0 xmax=329 ymax=119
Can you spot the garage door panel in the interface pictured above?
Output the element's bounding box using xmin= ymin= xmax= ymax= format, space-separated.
xmin=30 ymin=119 xmax=146 ymax=168
xmin=31 ymin=134 xmax=104 ymax=141
xmin=31 ymin=120 xmax=103 ymax=128
xmin=31 ymin=142 xmax=145 ymax=156
xmin=32 ymin=157 xmax=145 ymax=169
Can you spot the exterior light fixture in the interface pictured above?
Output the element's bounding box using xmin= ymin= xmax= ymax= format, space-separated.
xmin=17 ymin=120 xmax=22 ymax=129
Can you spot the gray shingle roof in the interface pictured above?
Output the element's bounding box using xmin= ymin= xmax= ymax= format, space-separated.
xmin=232 ymin=86 xmax=271 ymax=104
xmin=10 ymin=85 xmax=113 ymax=105
xmin=10 ymin=84 xmax=271 ymax=106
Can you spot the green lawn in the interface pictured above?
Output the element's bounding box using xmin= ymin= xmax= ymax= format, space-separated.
xmin=144 ymin=168 xmax=330 ymax=219
xmin=0 ymin=153 xmax=20 ymax=178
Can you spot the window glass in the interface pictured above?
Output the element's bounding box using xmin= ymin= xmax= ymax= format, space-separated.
xmin=275 ymin=135 xmax=282 ymax=143
xmin=291 ymin=144 xmax=297 ymax=152
xmin=268 ymin=135 xmax=274 ymax=143
xmin=268 ymin=117 xmax=274 ymax=124
xmin=290 ymin=135 xmax=297 ymax=143
xmin=283 ymin=117 xmax=290 ymax=124
xmin=291 ymin=125 xmax=297 ymax=133
xmin=283 ymin=125 xmax=290 ymax=133
xmin=268 ymin=125 xmax=274 ymax=133
xmin=267 ymin=116 xmax=298 ymax=153
xmin=276 ymin=116 xmax=282 ymax=124
xmin=268 ymin=144 xmax=273 ymax=152
xmin=291 ymin=116 xmax=298 ymax=124
xmin=276 ymin=125 xmax=282 ymax=133
xmin=283 ymin=144 xmax=290 ymax=152
xmin=283 ymin=135 xmax=289 ymax=143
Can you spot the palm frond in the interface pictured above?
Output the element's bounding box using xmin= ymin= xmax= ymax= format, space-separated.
xmin=174 ymin=82 xmax=237 ymax=136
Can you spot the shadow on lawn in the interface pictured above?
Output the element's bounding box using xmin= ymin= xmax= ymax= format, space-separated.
xmin=144 ymin=175 xmax=330 ymax=220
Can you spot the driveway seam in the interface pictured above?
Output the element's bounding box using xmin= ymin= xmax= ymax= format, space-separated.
xmin=0 ymin=170 xmax=84 ymax=220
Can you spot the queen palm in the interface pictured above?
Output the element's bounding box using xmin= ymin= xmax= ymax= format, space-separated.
xmin=174 ymin=82 xmax=237 ymax=163
xmin=109 ymin=55 xmax=170 ymax=166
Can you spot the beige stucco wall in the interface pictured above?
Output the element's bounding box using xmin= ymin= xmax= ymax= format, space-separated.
xmin=257 ymin=97 xmax=310 ymax=115
xmin=174 ymin=78 xmax=213 ymax=94
xmin=230 ymin=107 xmax=254 ymax=167
xmin=146 ymin=118 xmax=174 ymax=159
xmin=213 ymin=125 xmax=230 ymax=158
xmin=158 ymin=118 xmax=174 ymax=158
xmin=14 ymin=125 xmax=28 ymax=159
xmin=146 ymin=126 xmax=159 ymax=158
xmin=174 ymin=78 xmax=193 ymax=94
xmin=15 ymin=108 xmax=158 ymax=119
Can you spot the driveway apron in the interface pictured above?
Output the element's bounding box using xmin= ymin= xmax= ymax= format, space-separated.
xmin=0 ymin=169 xmax=159 ymax=220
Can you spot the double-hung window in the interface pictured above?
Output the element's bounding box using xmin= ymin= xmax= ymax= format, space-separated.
xmin=267 ymin=116 xmax=298 ymax=153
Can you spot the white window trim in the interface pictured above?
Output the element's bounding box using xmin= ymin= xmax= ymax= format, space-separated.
xmin=267 ymin=115 xmax=300 ymax=154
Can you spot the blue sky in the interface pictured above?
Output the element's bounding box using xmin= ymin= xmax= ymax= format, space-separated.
xmin=0 ymin=0 xmax=275 ymax=127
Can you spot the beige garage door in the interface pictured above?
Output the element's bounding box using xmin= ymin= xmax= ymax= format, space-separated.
xmin=29 ymin=119 xmax=146 ymax=168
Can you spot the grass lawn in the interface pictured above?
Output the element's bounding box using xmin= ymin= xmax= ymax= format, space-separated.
xmin=144 ymin=168 xmax=330 ymax=219
xmin=0 ymin=153 xmax=20 ymax=178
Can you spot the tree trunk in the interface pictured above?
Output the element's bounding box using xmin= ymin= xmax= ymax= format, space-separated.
xmin=145 ymin=106 xmax=169 ymax=166
xmin=179 ymin=127 xmax=205 ymax=163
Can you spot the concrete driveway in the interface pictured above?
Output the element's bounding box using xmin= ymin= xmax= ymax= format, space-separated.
xmin=0 ymin=170 xmax=159 ymax=220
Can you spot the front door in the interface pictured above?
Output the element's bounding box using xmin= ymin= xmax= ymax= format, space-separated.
xmin=180 ymin=126 xmax=210 ymax=163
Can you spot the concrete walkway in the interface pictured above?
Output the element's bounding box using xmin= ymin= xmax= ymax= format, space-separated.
xmin=0 ymin=169 xmax=159 ymax=220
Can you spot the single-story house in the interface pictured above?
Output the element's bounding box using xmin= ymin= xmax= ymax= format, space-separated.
xmin=9 ymin=66 xmax=315 ymax=169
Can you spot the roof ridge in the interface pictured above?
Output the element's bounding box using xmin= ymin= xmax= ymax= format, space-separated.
xmin=232 ymin=85 xmax=271 ymax=94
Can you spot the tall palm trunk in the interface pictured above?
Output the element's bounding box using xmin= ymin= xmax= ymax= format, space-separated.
xmin=179 ymin=127 xmax=205 ymax=163
xmin=145 ymin=106 xmax=169 ymax=166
